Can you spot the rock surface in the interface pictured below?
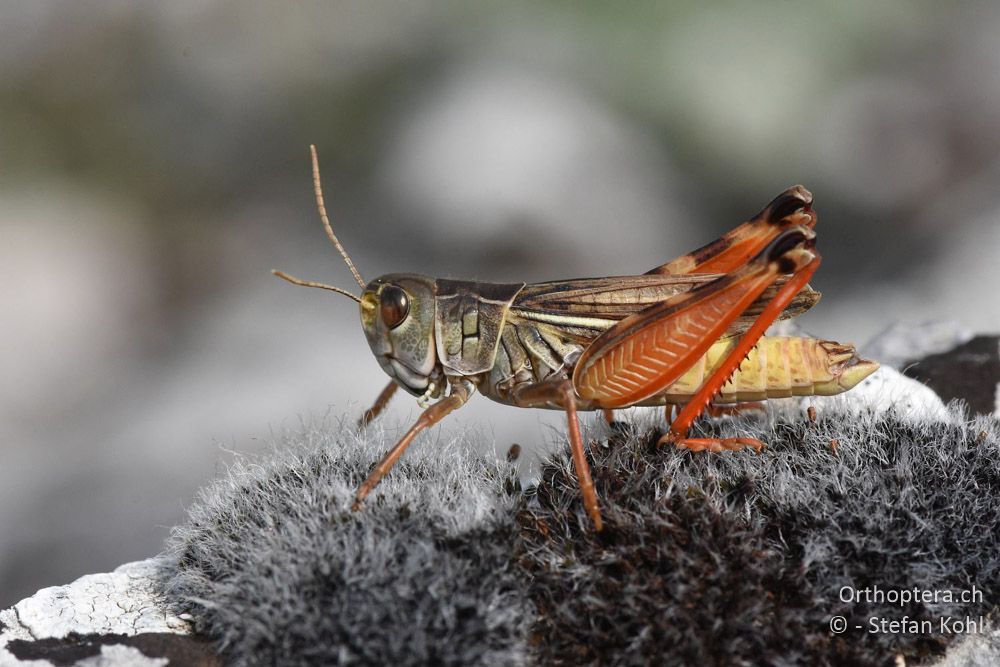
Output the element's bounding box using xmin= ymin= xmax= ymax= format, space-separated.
xmin=903 ymin=335 xmax=1000 ymax=418
xmin=0 ymin=559 xmax=218 ymax=666
xmin=863 ymin=320 xmax=973 ymax=370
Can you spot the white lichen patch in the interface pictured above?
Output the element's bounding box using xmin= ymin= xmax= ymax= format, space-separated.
xmin=798 ymin=365 xmax=951 ymax=423
xmin=74 ymin=644 xmax=169 ymax=667
xmin=863 ymin=320 xmax=973 ymax=370
xmin=6 ymin=558 xmax=188 ymax=640
xmin=0 ymin=557 xmax=188 ymax=665
xmin=932 ymin=619 xmax=1000 ymax=667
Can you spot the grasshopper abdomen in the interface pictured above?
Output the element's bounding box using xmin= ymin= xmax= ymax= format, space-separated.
xmin=663 ymin=336 xmax=878 ymax=404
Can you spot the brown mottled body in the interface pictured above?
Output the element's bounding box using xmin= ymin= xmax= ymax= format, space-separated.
xmin=275 ymin=148 xmax=879 ymax=531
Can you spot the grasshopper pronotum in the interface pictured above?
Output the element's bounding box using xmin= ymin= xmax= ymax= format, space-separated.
xmin=275 ymin=146 xmax=879 ymax=531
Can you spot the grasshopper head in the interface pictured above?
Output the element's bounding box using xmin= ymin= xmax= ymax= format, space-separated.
xmin=360 ymin=274 xmax=443 ymax=398
xmin=274 ymin=147 xmax=446 ymax=401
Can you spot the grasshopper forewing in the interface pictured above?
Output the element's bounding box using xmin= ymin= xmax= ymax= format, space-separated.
xmin=274 ymin=147 xmax=879 ymax=531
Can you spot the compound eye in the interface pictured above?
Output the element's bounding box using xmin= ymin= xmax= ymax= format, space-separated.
xmin=379 ymin=284 xmax=409 ymax=329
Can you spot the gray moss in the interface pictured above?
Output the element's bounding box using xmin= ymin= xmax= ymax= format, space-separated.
xmin=522 ymin=407 xmax=1000 ymax=666
xmin=162 ymin=419 xmax=531 ymax=667
xmin=160 ymin=404 xmax=1000 ymax=666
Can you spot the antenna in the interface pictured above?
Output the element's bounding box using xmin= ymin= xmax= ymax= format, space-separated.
xmin=271 ymin=145 xmax=367 ymax=302
xmin=310 ymin=145 xmax=365 ymax=289
xmin=271 ymin=270 xmax=361 ymax=303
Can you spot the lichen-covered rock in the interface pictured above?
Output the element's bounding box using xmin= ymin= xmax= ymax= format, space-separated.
xmin=863 ymin=322 xmax=999 ymax=418
xmin=903 ymin=335 xmax=1000 ymax=418
xmin=864 ymin=321 xmax=973 ymax=370
xmin=0 ymin=558 xmax=217 ymax=666
xmin=9 ymin=326 xmax=1000 ymax=666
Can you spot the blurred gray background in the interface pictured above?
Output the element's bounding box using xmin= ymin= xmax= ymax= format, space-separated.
xmin=2 ymin=1 xmax=999 ymax=606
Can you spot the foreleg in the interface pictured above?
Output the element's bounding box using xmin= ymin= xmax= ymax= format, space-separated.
xmin=352 ymin=380 xmax=473 ymax=511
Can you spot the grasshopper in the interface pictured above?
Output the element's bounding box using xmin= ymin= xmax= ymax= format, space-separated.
xmin=275 ymin=146 xmax=879 ymax=531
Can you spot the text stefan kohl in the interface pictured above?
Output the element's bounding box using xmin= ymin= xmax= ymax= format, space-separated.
xmin=868 ymin=615 xmax=985 ymax=634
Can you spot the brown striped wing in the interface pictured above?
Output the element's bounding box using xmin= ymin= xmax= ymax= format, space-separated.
xmin=512 ymin=185 xmax=819 ymax=347
xmin=512 ymin=273 xmax=818 ymax=343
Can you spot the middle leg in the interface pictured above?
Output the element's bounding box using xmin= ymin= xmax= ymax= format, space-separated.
xmin=514 ymin=380 xmax=603 ymax=531
xmin=358 ymin=380 xmax=399 ymax=428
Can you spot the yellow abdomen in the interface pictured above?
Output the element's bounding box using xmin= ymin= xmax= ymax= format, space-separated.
xmin=661 ymin=336 xmax=879 ymax=404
